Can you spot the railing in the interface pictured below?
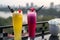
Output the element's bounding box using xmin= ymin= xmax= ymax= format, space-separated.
xmin=0 ymin=21 xmax=50 ymax=40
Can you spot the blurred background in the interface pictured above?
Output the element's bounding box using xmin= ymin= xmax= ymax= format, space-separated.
xmin=0 ymin=0 xmax=60 ymax=26
xmin=0 ymin=0 xmax=60 ymax=39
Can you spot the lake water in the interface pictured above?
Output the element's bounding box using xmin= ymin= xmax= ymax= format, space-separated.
xmin=0 ymin=11 xmax=27 ymax=24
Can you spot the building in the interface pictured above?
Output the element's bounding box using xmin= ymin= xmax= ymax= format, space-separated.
xmin=54 ymin=5 xmax=60 ymax=11
xmin=26 ymin=3 xmax=29 ymax=8
xmin=50 ymin=2 xmax=54 ymax=8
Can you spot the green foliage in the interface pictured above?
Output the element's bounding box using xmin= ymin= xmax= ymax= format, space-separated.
xmin=0 ymin=17 xmax=5 ymax=26
xmin=0 ymin=16 xmax=12 ymax=26
xmin=37 ymin=16 xmax=55 ymax=22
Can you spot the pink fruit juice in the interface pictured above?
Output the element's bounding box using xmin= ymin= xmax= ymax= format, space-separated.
xmin=27 ymin=11 xmax=37 ymax=38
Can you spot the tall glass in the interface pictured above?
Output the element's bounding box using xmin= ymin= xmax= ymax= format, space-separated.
xmin=12 ymin=11 xmax=23 ymax=40
xmin=27 ymin=11 xmax=37 ymax=39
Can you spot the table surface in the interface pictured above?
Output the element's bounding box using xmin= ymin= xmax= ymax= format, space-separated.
xmin=7 ymin=33 xmax=60 ymax=40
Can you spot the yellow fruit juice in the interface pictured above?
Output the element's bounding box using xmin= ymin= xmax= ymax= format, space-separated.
xmin=12 ymin=11 xmax=23 ymax=40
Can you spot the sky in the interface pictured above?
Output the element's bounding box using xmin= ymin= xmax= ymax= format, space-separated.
xmin=0 ymin=0 xmax=60 ymax=7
